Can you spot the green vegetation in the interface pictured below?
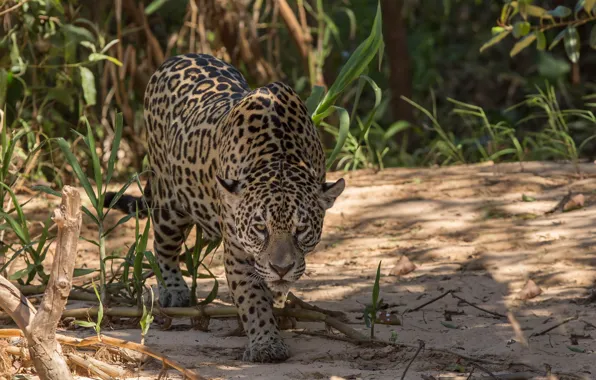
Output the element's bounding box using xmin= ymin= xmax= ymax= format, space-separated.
xmin=0 ymin=0 xmax=594 ymax=335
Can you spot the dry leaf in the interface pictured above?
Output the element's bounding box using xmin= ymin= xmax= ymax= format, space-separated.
xmin=389 ymin=255 xmax=416 ymax=276
xmin=518 ymin=279 xmax=542 ymax=300
xmin=563 ymin=193 xmax=584 ymax=212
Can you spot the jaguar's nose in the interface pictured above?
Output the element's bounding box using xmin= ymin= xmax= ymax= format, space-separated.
xmin=269 ymin=261 xmax=295 ymax=278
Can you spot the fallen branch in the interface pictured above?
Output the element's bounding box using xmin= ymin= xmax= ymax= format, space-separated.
xmin=451 ymin=293 xmax=507 ymax=319
xmin=286 ymin=292 xmax=348 ymax=322
xmin=0 ymin=329 xmax=205 ymax=380
xmin=530 ymin=315 xmax=578 ymax=337
xmin=470 ymin=361 xmax=499 ymax=380
xmin=405 ymin=290 xmax=453 ymax=313
xmin=68 ymin=353 xmax=114 ymax=380
xmin=400 ymin=340 xmax=424 ymax=380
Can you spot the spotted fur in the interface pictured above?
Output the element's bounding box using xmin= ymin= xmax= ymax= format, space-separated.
xmin=105 ymin=53 xmax=345 ymax=362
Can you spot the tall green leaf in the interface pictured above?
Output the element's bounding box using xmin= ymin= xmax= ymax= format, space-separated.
xmin=79 ymin=66 xmax=97 ymax=106
xmin=312 ymin=1 xmax=383 ymax=124
xmin=56 ymin=138 xmax=98 ymax=208
xmin=325 ymin=106 xmax=350 ymax=169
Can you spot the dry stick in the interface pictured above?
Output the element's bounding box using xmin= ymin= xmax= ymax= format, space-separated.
xmin=530 ymin=315 xmax=578 ymax=337
xmin=405 ymin=289 xmax=453 ymax=313
xmin=451 ymin=293 xmax=507 ymax=319
xmin=67 ymin=353 xmax=114 ymax=380
xmin=400 ymin=340 xmax=425 ymax=380
xmin=26 ymin=186 xmax=82 ymax=380
xmin=0 ymin=329 xmax=205 ymax=380
xmin=470 ymin=362 xmax=499 ymax=380
xmin=286 ymin=292 xmax=348 ymax=321
xmin=0 ymin=186 xmax=82 ymax=380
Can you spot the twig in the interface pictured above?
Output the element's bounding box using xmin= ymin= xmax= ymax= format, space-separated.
xmin=0 ymin=329 xmax=205 ymax=380
xmin=400 ymin=340 xmax=425 ymax=380
xmin=466 ymin=367 xmax=475 ymax=380
xmin=68 ymin=353 xmax=114 ymax=380
xmin=287 ymin=292 xmax=348 ymax=321
xmin=451 ymin=293 xmax=507 ymax=318
xmin=530 ymin=315 xmax=578 ymax=337
xmin=470 ymin=362 xmax=499 ymax=380
xmin=405 ymin=290 xmax=453 ymax=312
xmin=0 ymin=0 xmax=28 ymax=17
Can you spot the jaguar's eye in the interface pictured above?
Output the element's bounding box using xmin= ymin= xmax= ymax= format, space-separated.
xmin=295 ymin=225 xmax=307 ymax=234
xmin=254 ymin=224 xmax=267 ymax=233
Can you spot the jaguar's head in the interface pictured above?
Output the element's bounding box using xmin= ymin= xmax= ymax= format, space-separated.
xmin=216 ymin=163 xmax=344 ymax=292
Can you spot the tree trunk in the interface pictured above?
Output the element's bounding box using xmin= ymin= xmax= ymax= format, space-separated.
xmin=381 ymin=0 xmax=414 ymax=132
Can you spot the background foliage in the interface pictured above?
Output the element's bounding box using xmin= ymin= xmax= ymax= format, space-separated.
xmin=0 ymin=0 xmax=595 ymax=294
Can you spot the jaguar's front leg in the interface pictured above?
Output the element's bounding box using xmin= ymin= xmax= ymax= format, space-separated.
xmin=225 ymin=251 xmax=290 ymax=363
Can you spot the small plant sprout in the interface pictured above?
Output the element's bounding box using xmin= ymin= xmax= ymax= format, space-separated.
xmin=74 ymin=280 xmax=104 ymax=340
xmin=363 ymin=260 xmax=382 ymax=339
xmin=140 ymin=288 xmax=155 ymax=346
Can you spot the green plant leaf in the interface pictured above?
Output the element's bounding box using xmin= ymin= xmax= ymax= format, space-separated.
xmin=567 ymin=345 xmax=586 ymax=353
xmin=536 ymin=31 xmax=546 ymax=50
xmin=548 ymin=5 xmax=572 ymax=18
xmin=145 ymin=0 xmax=169 ymax=15
xmin=441 ymin=321 xmax=459 ymax=329
xmin=312 ymin=1 xmax=383 ymax=122
xmin=325 ymin=106 xmax=350 ymax=169
xmin=198 ymin=266 xmax=219 ymax=306
xmin=79 ymin=66 xmax=97 ymax=106
xmin=522 ymin=194 xmax=536 ymax=202
xmin=89 ymin=53 xmax=123 ymax=67
xmin=105 ymin=113 xmax=124 ymax=186
xmin=564 ymin=27 xmax=580 ymax=63
xmin=548 ymin=28 xmax=567 ymax=50
xmin=480 ymin=30 xmax=511 ymax=53
xmin=306 ymin=85 xmax=325 ymax=118
xmin=144 ymin=251 xmax=165 ymax=287
xmin=513 ymin=21 xmax=531 ymax=38
xmin=31 ymin=185 xmax=62 ymax=197
xmin=62 ymin=24 xmax=96 ymax=43
xmin=91 ymin=281 xmax=103 ymax=333
xmin=73 ymin=268 xmax=97 ymax=277
xmin=100 ymin=39 xmax=120 ymax=54
xmin=74 ymin=320 xmax=97 ymax=328
xmin=84 ymin=118 xmax=103 ymax=206
xmin=372 ymin=261 xmax=381 ymax=307
xmin=510 ymin=33 xmax=537 ymax=57
xmin=56 ymin=137 xmax=98 ymax=208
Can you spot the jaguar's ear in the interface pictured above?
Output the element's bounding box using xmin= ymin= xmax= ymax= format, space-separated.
xmin=216 ymin=176 xmax=243 ymax=207
xmin=319 ymin=178 xmax=345 ymax=210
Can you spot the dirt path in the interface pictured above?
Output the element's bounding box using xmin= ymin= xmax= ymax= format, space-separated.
xmin=4 ymin=161 xmax=596 ymax=379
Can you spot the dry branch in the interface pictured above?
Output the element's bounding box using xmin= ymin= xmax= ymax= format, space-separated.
xmin=24 ymin=186 xmax=82 ymax=380
xmin=0 ymin=329 xmax=206 ymax=380
xmin=451 ymin=293 xmax=507 ymax=319
xmin=276 ymin=0 xmax=310 ymax=61
xmin=530 ymin=315 xmax=578 ymax=337
xmin=68 ymin=353 xmax=114 ymax=380
xmin=0 ymin=186 xmax=83 ymax=379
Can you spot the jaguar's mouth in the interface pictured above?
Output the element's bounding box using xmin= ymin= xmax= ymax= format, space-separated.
xmin=268 ymin=279 xmax=292 ymax=292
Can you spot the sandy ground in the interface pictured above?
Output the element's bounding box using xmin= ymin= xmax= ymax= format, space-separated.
xmin=2 ymin=161 xmax=596 ymax=379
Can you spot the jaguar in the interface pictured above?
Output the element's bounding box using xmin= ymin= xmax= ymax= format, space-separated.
xmin=104 ymin=53 xmax=345 ymax=363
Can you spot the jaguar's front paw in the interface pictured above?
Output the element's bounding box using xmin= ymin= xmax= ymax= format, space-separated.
xmin=158 ymin=284 xmax=191 ymax=307
xmin=243 ymin=338 xmax=290 ymax=363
